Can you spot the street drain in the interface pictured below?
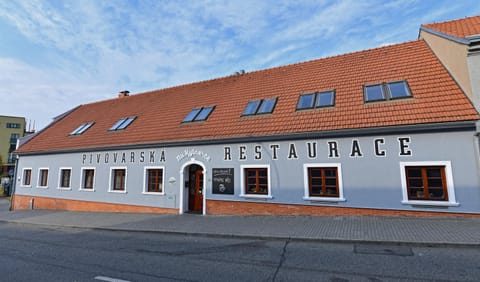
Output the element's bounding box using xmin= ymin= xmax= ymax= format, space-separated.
xmin=354 ymin=244 xmax=413 ymax=256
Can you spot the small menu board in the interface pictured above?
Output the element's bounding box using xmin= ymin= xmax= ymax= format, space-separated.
xmin=212 ymin=168 xmax=234 ymax=195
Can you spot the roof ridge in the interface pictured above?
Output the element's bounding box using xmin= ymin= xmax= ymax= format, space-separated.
xmin=422 ymin=15 xmax=480 ymax=28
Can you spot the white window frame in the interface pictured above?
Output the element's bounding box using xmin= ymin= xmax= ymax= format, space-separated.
xmin=21 ymin=168 xmax=32 ymax=187
xmin=399 ymin=161 xmax=459 ymax=207
xmin=37 ymin=168 xmax=49 ymax=188
xmin=239 ymin=164 xmax=272 ymax=199
xmin=80 ymin=167 xmax=96 ymax=191
xmin=109 ymin=167 xmax=127 ymax=193
xmin=57 ymin=167 xmax=72 ymax=190
xmin=303 ymin=163 xmax=346 ymax=202
xmin=143 ymin=166 xmax=165 ymax=195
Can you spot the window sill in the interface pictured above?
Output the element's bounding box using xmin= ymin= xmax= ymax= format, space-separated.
xmin=303 ymin=196 xmax=346 ymax=202
xmin=20 ymin=185 xmax=32 ymax=188
xmin=142 ymin=192 xmax=165 ymax=196
xmin=57 ymin=187 xmax=72 ymax=191
xmin=36 ymin=186 xmax=48 ymax=189
xmin=109 ymin=190 xmax=127 ymax=194
xmin=239 ymin=194 xmax=273 ymax=200
xmin=401 ymin=200 xmax=459 ymax=207
xmin=79 ymin=188 xmax=95 ymax=192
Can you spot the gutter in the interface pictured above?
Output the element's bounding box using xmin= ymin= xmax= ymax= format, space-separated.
xmin=16 ymin=120 xmax=478 ymax=157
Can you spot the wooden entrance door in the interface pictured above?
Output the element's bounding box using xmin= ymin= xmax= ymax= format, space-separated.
xmin=188 ymin=167 xmax=204 ymax=213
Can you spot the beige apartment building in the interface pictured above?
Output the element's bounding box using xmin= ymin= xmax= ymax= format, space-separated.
xmin=0 ymin=115 xmax=27 ymax=176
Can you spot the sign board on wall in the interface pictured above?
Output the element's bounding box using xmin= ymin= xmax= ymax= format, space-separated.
xmin=212 ymin=168 xmax=234 ymax=195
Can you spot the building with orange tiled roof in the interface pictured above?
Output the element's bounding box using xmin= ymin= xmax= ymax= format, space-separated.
xmin=11 ymin=16 xmax=480 ymax=217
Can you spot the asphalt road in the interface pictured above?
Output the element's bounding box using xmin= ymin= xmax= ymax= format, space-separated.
xmin=0 ymin=222 xmax=478 ymax=281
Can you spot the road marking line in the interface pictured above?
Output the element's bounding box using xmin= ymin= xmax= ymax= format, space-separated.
xmin=94 ymin=276 xmax=131 ymax=282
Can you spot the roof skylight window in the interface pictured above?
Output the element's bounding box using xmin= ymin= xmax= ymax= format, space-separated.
xmin=70 ymin=122 xmax=94 ymax=135
xmin=364 ymin=80 xmax=411 ymax=102
xmin=242 ymin=98 xmax=278 ymax=116
xmin=183 ymin=106 xmax=215 ymax=123
xmin=109 ymin=116 xmax=136 ymax=131
xmin=297 ymin=90 xmax=335 ymax=110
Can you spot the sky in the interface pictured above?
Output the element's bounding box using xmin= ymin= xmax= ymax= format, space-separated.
xmin=1 ymin=1 xmax=479 ymax=130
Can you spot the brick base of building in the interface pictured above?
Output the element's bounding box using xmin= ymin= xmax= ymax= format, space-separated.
xmin=206 ymin=199 xmax=480 ymax=218
xmin=12 ymin=195 xmax=178 ymax=214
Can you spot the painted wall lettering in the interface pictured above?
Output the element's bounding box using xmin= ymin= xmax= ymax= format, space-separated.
xmin=224 ymin=147 xmax=231 ymax=161
xmin=350 ymin=140 xmax=363 ymax=158
xmin=81 ymin=150 xmax=167 ymax=165
xmin=239 ymin=146 xmax=247 ymax=160
xmin=307 ymin=142 xmax=317 ymax=159
xmin=270 ymin=144 xmax=280 ymax=160
xmin=398 ymin=137 xmax=412 ymax=156
xmin=254 ymin=145 xmax=262 ymax=160
xmin=288 ymin=143 xmax=298 ymax=159
xmin=328 ymin=141 xmax=339 ymax=158
xmin=374 ymin=138 xmax=386 ymax=157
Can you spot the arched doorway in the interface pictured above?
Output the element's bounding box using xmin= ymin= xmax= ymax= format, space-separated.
xmin=187 ymin=164 xmax=204 ymax=213
xmin=179 ymin=159 xmax=206 ymax=215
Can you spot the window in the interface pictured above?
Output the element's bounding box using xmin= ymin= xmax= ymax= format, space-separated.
xmin=38 ymin=168 xmax=49 ymax=188
xmin=70 ymin=122 xmax=94 ymax=135
xmin=22 ymin=168 xmax=32 ymax=187
xmin=297 ymin=90 xmax=335 ymax=110
xmin=400 ymin=161 xmax=458 ymax=206
xmin=183 ymin=106 xmax=215 ymax=122
xmin=303 ymin=164 xmax=345 ymax=202
xmin=240 ymin=165 xmax=272 ymax=198
xmin=143 ymin=167 xmax=164 ymax=194
xmin=110 ymin=168 xmax=127 ymax=192
xmin=242 ymin=98 xmax=278 ymax=116
xmin=81 ymin=168 xmax=95 ymax=190
xmin=10 ymin=133 xmax=20 ymax=143
xmin=58 ymin=168 xmax=72 ymax=189
xmin=6 ymin=123 xmax=21 ymax=129
xmin=364 ymin=80 xmax=411 ymax=102
xmin=109 ymin=117 xmax=136 ymax=131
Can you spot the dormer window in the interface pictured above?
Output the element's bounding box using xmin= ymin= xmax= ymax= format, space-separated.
xmin=364 ymin=80 xmax=411 ymax=102
xmin=242 ymin=98 xmax=278 ymax=116
xmin=297 ymin=90 xmax=335 ymax=110
xmin=183 ymin=106 xmax=215 ymax=123
xmin=70 ymin=122 xmax=94 ymax=135
xmin=109 ymin=117 xmax=136 ymax=131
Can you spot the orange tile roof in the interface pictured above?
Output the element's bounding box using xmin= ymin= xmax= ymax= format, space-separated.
xmin=422 ymin=15 xmax=480 ymax=38
xmin=17 ymin=39 xmax=479 ymax=154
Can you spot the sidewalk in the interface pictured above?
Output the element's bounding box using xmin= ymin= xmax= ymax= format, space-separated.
xmin=0 ymin=198 xmax=479 ymax=247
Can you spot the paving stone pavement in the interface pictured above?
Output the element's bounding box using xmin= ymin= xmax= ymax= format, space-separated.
xmin=0 ymin=197 xmax=479 ymax=246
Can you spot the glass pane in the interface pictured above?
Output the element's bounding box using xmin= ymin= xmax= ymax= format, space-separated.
xmin=194 ymin=107 xmax=214 ymax=121
xmin=316 ymin=91 xmax=334 ymax=107
xmin=311 ymin=186 xmax=322 ymax=195
xmin=365 ymin=85 xmax=385 ymax=101
xmin=325 ymin=187 xmax=338 ymax=196
xmin=183 ymin=109 xmax=201 ymax=122
xmin=297 ymin=94 xmax=315 ymax=109
xmin=408 ymin=178 xmax=423 ymax=188
xmin=428 ymin=189 xmax=445 ymax=199
xmin=242 ymin=101 xmax=261 ymax=115
xmin=257 ymin=98 xmax=277 ymax=114
xmin=109 ymin=118 xmax=126 ymax=130
xmin=311 ymin=179 xmax=322 ymax=186
xmin=388 ymin=81 xmax=411 ymax=99
xmin=409 ymin=188 xmax=425 ymax=199
xmin=426 ymin=168 xmax=441 ymax=178
xmin=309 ymin=168 xmax=321 ymax=177
xmin=117 ymin=117 xmax=135 ymax=130
xmin=325 ymin=179 xmax=336 ymax=186
xmin=258 ymin=169 xmax=267 ymax=177
xmin=406 ymin=168 xmax=421 ymax=178
xmin=324 ymin=169 xmax=336 ymax=177
xmin=71 ymin=123 xmax=87 ymax=135
xmin=427 ymin=179 xmax=443 ymax=188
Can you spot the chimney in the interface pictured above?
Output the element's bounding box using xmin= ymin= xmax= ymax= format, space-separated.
xmin=118 ymin=90 xmax=130 ymax=98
